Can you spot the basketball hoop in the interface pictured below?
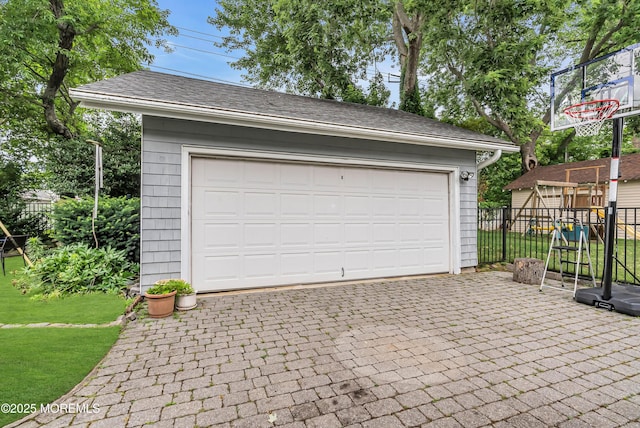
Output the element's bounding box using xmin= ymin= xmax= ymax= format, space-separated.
xmin=563 ymin=99 xmax=620 ymax=137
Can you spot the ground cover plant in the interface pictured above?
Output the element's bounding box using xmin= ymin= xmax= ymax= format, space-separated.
xmin=0 ymin=257 xmax=124 ymax=426
xmin=1 ymin=258 xmax=126 ymax=324
xmin=13 ymin=239 xmax=136 ymax=300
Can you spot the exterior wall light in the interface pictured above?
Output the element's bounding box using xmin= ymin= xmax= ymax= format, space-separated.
xmin=460 ymin=170 xmax=475 ymax=181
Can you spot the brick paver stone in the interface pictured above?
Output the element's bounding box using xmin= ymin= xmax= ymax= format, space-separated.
xmin=11 ymin=272 xmax=640 ymax=428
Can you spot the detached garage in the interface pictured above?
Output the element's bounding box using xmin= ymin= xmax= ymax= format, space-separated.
xmin=71 ymin=71 xmax=517 ymax=293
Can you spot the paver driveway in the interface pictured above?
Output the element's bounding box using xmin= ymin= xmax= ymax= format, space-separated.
xmin=12 ymin=271 xmax=640 ymax=427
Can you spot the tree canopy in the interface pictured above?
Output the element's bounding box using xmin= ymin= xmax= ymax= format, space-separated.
xmin=421 ymin=0 xmax=640 ymax=171
xmin=0 ymin=0 xmax=175 ymax=140
xmin=209 ymin=0 xmax=391 ymax=106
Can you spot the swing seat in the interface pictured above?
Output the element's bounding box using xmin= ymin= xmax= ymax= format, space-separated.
xmin=561 ymin=225 xmax=587 ymax=242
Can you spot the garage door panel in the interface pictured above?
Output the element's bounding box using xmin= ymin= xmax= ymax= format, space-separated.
xmin=371 ymin=197 xmax=395 ymax=217
xmin=372 ymin=249 xmax=397 ymax=270
xmin=372 ymin=223 xmax=396 ymax=244
xmin=281 ymin=253 xmax=313 ymax=276
xmin=314 ymin=195 xmax=342 ymax=217
xmin=397 ymin=197 xmax=422 ymax=217
xmin=244 ymin=223 xmax=277 ymax=248
xmin=195 ymin=223 xmax=241 ymax=251
xmin=191 ymin=158 xmax=451 ymax=292
xmin=315 ymin=223 xmax=342 ymax=246
xmin=244 ymin=192 xmax=278 ymax=217
xmin=193 ymin=158 xmax=241 ymax=186
xmin=424 ymin=247 xmax=448 ymax=269
xmin=244 ymin=254 xmax=279 ymax=279
xmin=398 ymin=223 xmax=424 ymax=242
xmin=370 ymin=170 xmax=396 ymax=191
xmin=344 ymin=223 xmax=370 ymax=245
xmin=345 ymin=250 xmax=371 ymax=273
xmin=423 ymin=198 xmax=449 ymax=217
xmin=245 ymin=162 xmax=278 ymax=187
xmin=198 ymin=254 xmax=242 ymax=281
xmin=281 ymin=193 xmax=312 ymax=216
xmin=280 ymin=164 xmax=312 ymax=188
xmin=315 ymin=252 xmax=342 ymax=275
xmin=313 ymin=165 xmax=343 ymax=188
xmin=399 ymin=248 xmax=424 ymax=268
xmin=194 ymin=190 xmax=240 ymax=218
xmin=281 ymin=223 xmax=313 ymax=247
xmin=344 ymin=196 xmax=370 ymax=217
xmin=344 ymin=168 xmax=370 ymax=190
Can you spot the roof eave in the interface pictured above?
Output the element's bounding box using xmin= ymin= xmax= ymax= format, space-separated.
xmin=71 ymin=90 xmax=519 ymax=153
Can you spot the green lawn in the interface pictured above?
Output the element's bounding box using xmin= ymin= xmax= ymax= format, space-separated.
xmin=478 ymin=229 xmax=640 ymax=283
xmin=0 ymin=327 xmax=120 ymax=427
xmin=0 ymin=256 xmax=125 ymax=426
xmin=1 ymin=257 xmax=128 ymax=324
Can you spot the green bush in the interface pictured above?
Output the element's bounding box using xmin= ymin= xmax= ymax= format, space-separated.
xmin=51 ymin=196 xmax=140 ymax=263
xmin=14 ymin=243 xmax=135 ymax=298
xmin=148 ymin=279 xmax=193 ymax=296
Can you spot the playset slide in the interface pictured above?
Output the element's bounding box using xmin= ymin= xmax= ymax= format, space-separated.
xmin=591 ymin=207 xmax=640 ymax=240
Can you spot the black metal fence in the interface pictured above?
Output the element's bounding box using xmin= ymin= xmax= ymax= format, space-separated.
xmin=478 ymin=206 xmax=640 ymax=286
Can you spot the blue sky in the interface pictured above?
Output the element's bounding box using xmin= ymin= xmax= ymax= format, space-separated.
xmin=150 ymin=0 xmax=248 ymax=86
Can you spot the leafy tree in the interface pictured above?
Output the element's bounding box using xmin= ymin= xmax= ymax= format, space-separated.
xmin=44 ymin=113 xmax=141 ymax=197
xmin=0 ymin=0 xmax=175 ymax=140
xmin=210 ymin=0 xmax=390 ymax=103
xmin=420 ymin=0 xmax=640 ymax=171
xmin=0 ymin=160 xmax=28 ymax=234
xmin=211 ymin=0 xmax=436 ymax=111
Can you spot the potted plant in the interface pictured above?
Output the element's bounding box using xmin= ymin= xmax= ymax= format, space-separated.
xmin=145 ymin=280 xmax=178 ymax=318
xmin=171 ymin=279 xmax=197 ymax=311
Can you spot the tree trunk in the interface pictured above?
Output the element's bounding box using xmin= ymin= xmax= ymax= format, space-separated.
xmin=392 ymin=3 xmax=424 ymax=115
xmin=43 ymin=0 xmax=75 ymax=139
xmin=520 ymin=140 xmax=538 ymax=171
xmin=399 ymin=33 xmax=423 ymax=114
xmin=513 ymin=257 xmax=544 ymax=285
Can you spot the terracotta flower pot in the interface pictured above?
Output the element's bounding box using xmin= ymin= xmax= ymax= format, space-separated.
xmin=176 ymin=293 xmax=197 ymax=311
xmin=146 ymin=290 xmax=177 ymax=318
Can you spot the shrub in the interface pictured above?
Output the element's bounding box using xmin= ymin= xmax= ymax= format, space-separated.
xmin=14 ymin=243 xmax=135 ymax=298
xmin=149 ymin=279 xmax=193 ymax=296
xmin=51 ymin=196 xmax=140 ymax=263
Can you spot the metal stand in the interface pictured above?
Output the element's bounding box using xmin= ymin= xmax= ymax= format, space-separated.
xmin=575 ymin=118 xmax=640 ymax=316
xmin=540 ymin=218 xmax=596 ymax=297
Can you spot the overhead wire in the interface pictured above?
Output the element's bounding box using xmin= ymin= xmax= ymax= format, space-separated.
xmin=157 ymin=24 xmax=428 ymax=87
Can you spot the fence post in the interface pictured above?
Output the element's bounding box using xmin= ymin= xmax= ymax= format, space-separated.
xmin=501 ymin=206 xmax=508 ymax=262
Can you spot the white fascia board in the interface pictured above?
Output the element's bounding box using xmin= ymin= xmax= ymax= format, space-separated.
xmin=71 ymin=90 xmax=520 ymax=153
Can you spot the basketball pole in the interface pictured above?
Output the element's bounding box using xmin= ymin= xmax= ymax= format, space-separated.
xmin=601 ymin=117 xmax=623 ymax=300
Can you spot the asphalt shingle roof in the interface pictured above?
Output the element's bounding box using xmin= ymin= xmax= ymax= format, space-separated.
xmin=72 ymin=71 xmax=515 ymax=150
xmin=504 ymin=152 xmax=640 ymax=190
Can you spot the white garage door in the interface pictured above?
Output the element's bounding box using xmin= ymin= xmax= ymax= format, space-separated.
xmin=191 ymin=157 xmax=450 ymax=292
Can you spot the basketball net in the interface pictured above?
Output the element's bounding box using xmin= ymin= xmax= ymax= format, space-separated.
xmin=563 ymin=99 xmax=620 ymax=137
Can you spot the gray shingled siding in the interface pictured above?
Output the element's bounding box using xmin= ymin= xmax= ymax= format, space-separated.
xmin=140 ymin=116 xmax=478 ymax=290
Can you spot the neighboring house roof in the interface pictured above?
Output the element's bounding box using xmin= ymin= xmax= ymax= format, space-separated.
xmin=70 ymin=71 xmax=518 ymax=153
xmin=21 ymin=190 xmax=58 ymax=202
xmin=504 ymin=153 xmax=640 ymax=190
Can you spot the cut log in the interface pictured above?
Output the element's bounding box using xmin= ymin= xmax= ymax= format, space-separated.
xmin=513 ymin=258 xmax=545 ymax=285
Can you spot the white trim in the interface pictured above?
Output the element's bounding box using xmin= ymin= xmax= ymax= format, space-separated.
xmin=180 ymin=146 xmax=462 ymax=283
xmin=72 ymin=91 xmax=519 ymax=153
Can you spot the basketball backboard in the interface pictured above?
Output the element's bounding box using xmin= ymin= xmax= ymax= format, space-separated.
xmin=551 ymin=42 xmax=640 ymax=131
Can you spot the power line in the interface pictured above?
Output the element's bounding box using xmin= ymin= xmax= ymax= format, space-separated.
xmin=146 ymin=64 xmax=252 ymax=88
xmin=167 ymin=42 xmax=240 ymax=60
xmin=176 ymin=25 xmax=226 ymax=40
